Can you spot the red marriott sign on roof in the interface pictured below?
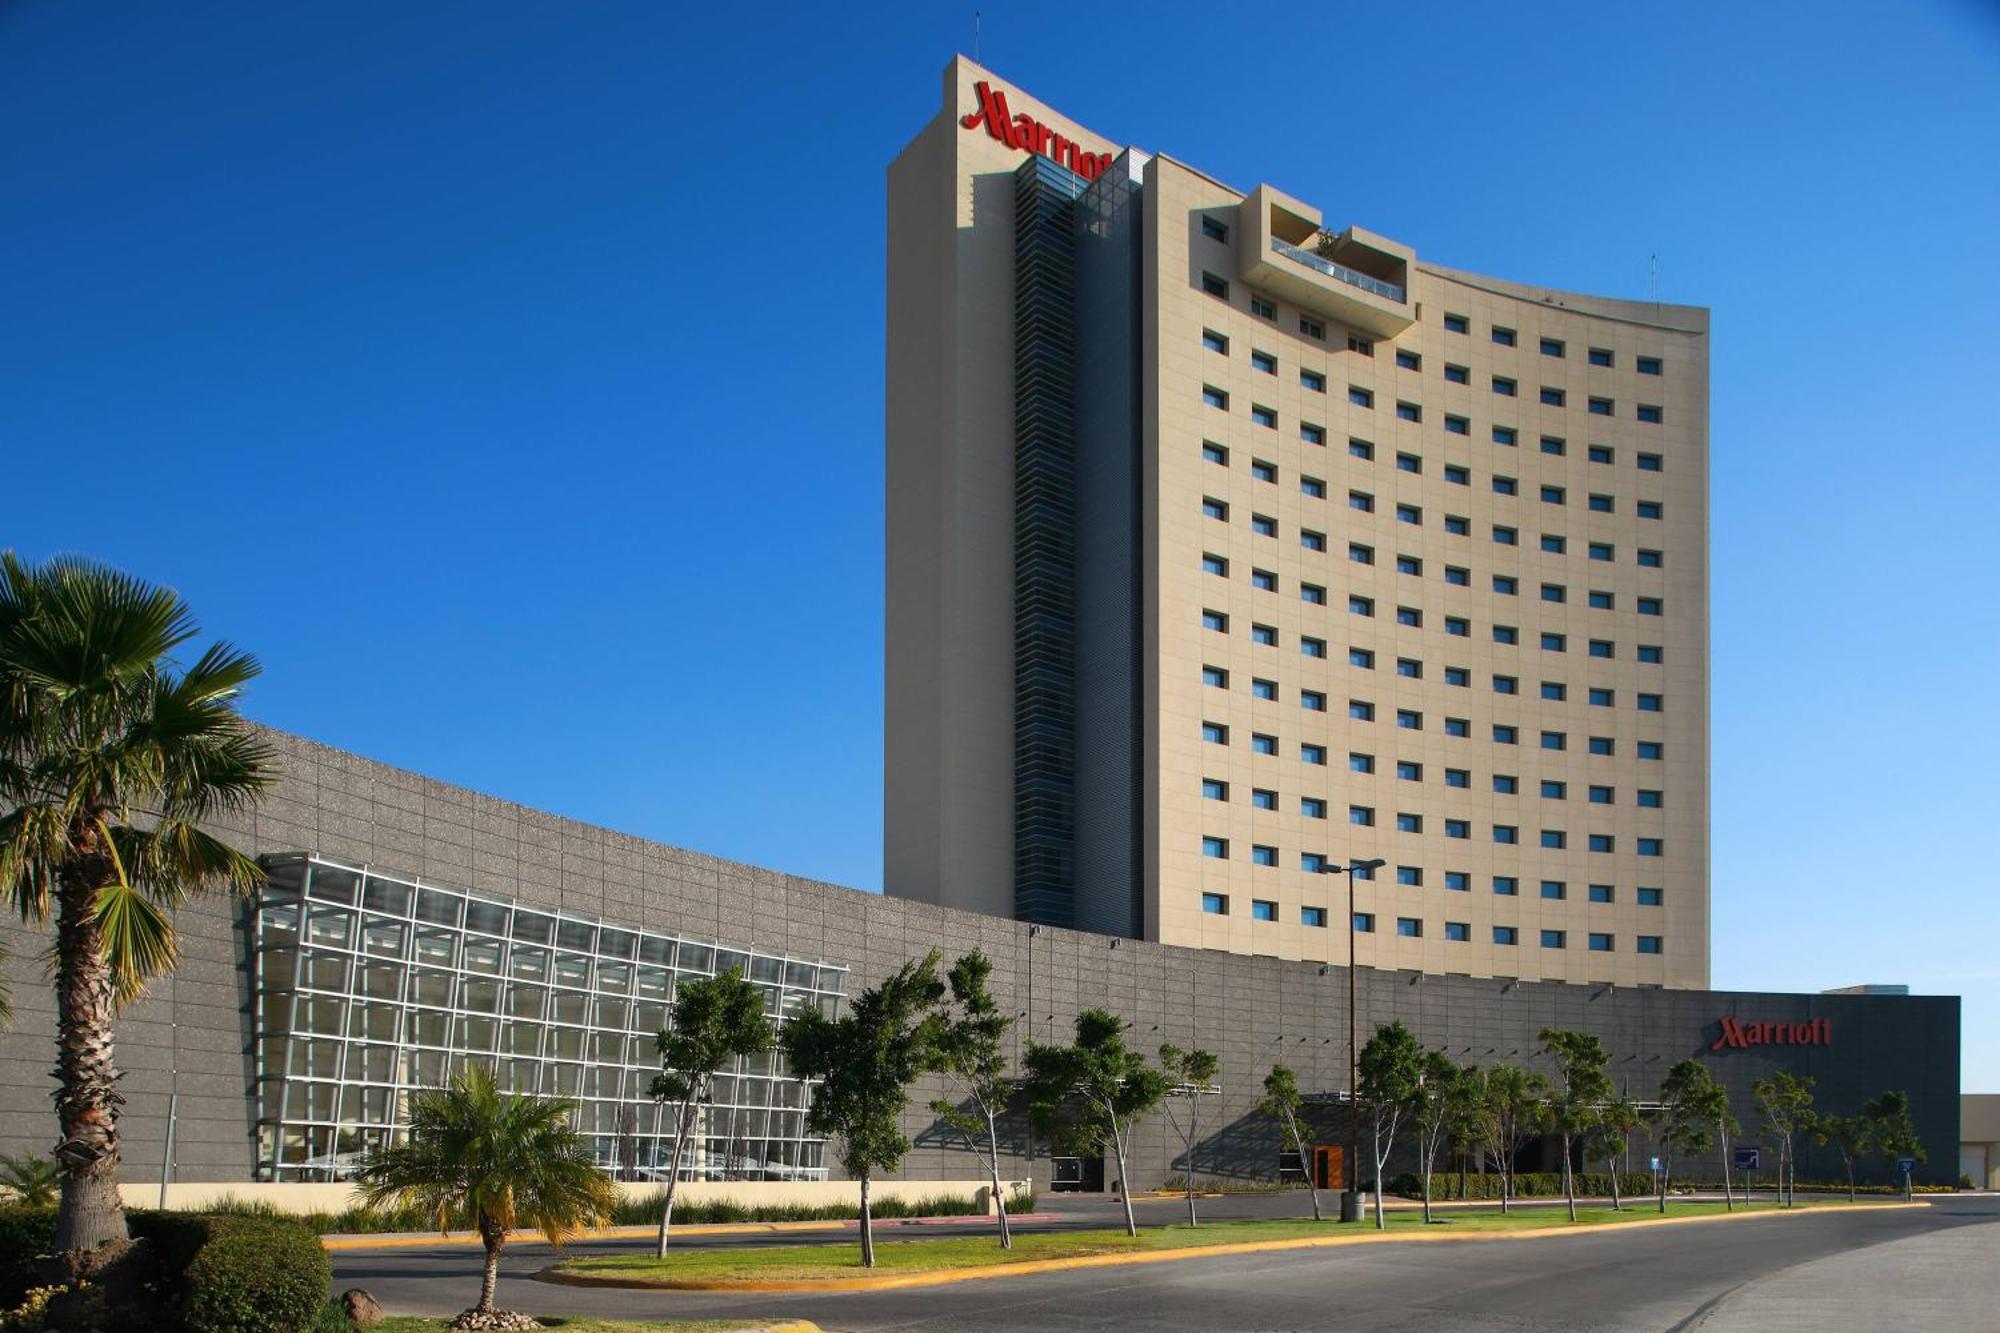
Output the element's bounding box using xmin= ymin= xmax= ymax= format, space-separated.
xmin=1711 ymin=1017 xmax=1832 ymax=1052
xmin=961 ymin=80 xmax=1115 ymax=181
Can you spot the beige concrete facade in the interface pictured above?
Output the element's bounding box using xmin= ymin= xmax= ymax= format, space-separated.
xmin=887 ymin=58 xmax=1710 ymax=989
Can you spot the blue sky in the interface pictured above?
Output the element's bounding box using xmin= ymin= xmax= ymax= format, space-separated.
xmin=5 ymin=1 xmax=1996 ymax=1086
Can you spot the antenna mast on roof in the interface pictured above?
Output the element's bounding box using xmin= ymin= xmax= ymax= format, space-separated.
xmin=974 ymin=11 xmax=982 ymax=62
xmin=1649 ymin=254 xmax=1659 ymax=313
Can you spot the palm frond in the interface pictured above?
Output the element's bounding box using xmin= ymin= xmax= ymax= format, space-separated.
xmin=92 ymin=880 xmax=178 ymax=1005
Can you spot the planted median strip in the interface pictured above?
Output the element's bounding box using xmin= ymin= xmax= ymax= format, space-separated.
xmin=544 ymin=1200 xmax=1912 ymax=1291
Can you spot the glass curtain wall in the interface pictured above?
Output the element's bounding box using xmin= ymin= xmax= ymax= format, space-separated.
xmin=252 ymin=854 xmax=847 ymax=1182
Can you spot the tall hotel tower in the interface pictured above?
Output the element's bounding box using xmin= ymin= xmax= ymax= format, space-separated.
xmin=886 ymin=58 xmax=1710 ymax=988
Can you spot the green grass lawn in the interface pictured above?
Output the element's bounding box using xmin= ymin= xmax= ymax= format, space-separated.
xmin=553 ymin=1200 xmax=1843 ymax=1284
xmin=371 ymin=1320 xmax=788 ymax=1332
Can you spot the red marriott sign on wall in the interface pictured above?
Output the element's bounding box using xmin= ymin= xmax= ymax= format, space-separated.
xmin=1711 ymin=1017 xmax=1832 ymax=1051
xmin=961 ymin=80 xmax=1115 ymax=181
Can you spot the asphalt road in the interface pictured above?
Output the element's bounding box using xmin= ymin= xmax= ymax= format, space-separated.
xmin=330 ymin=1193 xmax=2000 ymax=1332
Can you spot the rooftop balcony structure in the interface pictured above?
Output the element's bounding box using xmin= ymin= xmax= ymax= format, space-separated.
xmin=1236 ymin=184 xmax=1416 ymax=338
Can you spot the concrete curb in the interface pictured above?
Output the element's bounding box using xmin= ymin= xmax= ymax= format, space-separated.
xmin=537 ymin=1201 xmax=1930 ymax=1293
xmin=321 ymin=1214 xmax=1059 ymax=1252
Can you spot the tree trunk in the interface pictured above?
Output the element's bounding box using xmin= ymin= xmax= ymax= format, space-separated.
xmin=1658 ymin=1162 xmax=1668 ymax=1214
xmin=1421 ymin=1149 xmax=1432 ymax=1225
xmin=1609 ymin=1152 xmax=1622 ymax=1211
xmin=1111 ymin=1122 xmax=1137 ymax=1238
xmin=52 ymin=866 xmax=130 ymax=1258
xmin=986 ymin=1114 xmax=1012 ymax=1249
xmin=1185 ymin=1098 xmax=1199 ymax=1228
xmin=858 ymin=1170 xmax=876 ymax=1268
xmin=1371 ymin=1122 xmax=1385 ymax=1230
xmin=656 ymin=1099 xmax=694 ymax=1258
xmin=1499 ymin=1138 xmax=1511 ymax=1215
xmin=477 ymin=1222 xmax=504 ymax=1313
xmin=1458 ymin=1149 xmax=1467 ymax=1201
xmin=1845 ymin=1157 xmax=1855 ymax=1204
xmin=1719 ymin=1123 xmax=1734 ymax=1211
xmin=1562 ymin=1137 xmax=1576 ymax=1223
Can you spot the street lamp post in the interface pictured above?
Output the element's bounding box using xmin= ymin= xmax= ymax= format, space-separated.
xmin=1324 ymin=857 xmax=1385 ymax=1223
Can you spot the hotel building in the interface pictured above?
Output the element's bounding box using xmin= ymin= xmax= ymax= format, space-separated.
xmin=887 ymin=58 xmax=1710 ymax=989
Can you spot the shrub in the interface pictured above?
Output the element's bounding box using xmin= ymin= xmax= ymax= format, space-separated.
xmin=1386 ymin=1171 xmax=1652 ymax=1200
xmin=603 ymin=1189 xmax=992 ymax=1227
xmin=0 ymin=1206 xmax=56 ymax=1308
xmin=130 ymin=1212 xmax=330 ymax=1333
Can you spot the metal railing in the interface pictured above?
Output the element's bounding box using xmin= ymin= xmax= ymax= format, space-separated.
xmin=1271 ymin=238 xmax=1407 ymax=303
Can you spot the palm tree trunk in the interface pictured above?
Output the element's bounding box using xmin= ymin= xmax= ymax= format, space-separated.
xmin=986 ymin=1114 xmax=1011 ymax=1249
xmin=52 ymin=869 xmax=129 ymax=1257
xmin=477 ymin=1226 xmax=504 ymax=1313
xmin=858 ymin=1170 xmax=875 ymax=1268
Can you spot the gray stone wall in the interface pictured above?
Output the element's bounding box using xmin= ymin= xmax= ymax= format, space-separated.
xmin=0 ymin=728 xmax=1959 ymax=1189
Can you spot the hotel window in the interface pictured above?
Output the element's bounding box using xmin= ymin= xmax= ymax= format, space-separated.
xmin=1540 ymin=386 xmax=1566 ymax=407
xmin=1202 ymin=837 xmax=1229 ymax=859
xmin=1252 ymin=788 xmax=1278 ymax=810
xmin=1445 ymin=363 xmax=1470 ymax=384
xmin=1202 ymin=329 xmax=1229 ymax=354
xmin=1638 ymin=452 xmax=1663 ymax=472
xmin=1301 ymin=582 xmax=1325 ymax=604
xmin=1638 ymin=936 xmax=1663 ymax=955
xmin=1445 ymin=768 xmax=1470 ymax=788
xmin=1397 ymin=917 xmax=1423 ymax=938
xmin=1588 ymin=397 xmax=1614 ymax=416
xmin=1302 ymin=905 xmax=1328 ymax=927
xmin=1445 ymin=414 xmax=1469 ymax=435
xmin=1252 ymin=514 xmax=1278 ymax=537
xmin=1445 ymin=565 xmax=1470 ymax=586
xmin=1302 ymin=636 xmax=1327 ymax=658
xmin=1397 ymin=816 xmax=1423 ymax=836
xmin=1445 ymin=819 xmax=1470 ymax=839
xmin=1202 ymin=778 xmax=1228 ymax=801
xmin=1202 ymin=216 xmax=1229 ymax=243
xmin=1252 ymin=899 xmax=1278 ymax=920
xmin=1493 ymin=425 xmax=1518 ymax=446
xmin=1589 ymin=884 xmax=1615 ymax=903
xmin=1637 ymin=887 xmax=1664 ymax=907
xmin=1541 ymin=830 xmax=1567 ymax=849
xmin=1202 ymin=496 xmax=1228 ymax=520
xmin=1589 ymin=785 xmax=1615 ymax=803
xmin=1202 ymin=553 xmax=1228 ymax=577
xmin=1589 ymin=736 xmax=1615 ymax=755
xmin=1637 ymin=404 xmax=1663 ymax=424
xmin=1493 ymin=376 xmax=1518 ymax=397
xmin=1396 ymin=401 xmax=1422 ymax=423
xmin=1251 ymin=733 xmax=1278 ymax=756
xmin=1251 ymin=404 xmax=1277 ymax=429
xmin=1541 ymin=779 xmax=1566 ymax=798
xmin=1589 ymin=933 xmax=1615 ymax=952
xmin=1494 ymin=876 xmax=1519 ymax=896
xmin=1351 ymin=805 xmax=1375 ymax=827
xmin=1638 ymin=693 xmax=1664 ymax=712
xmin=1589 ymin=444 xmax=1614 ymax=464
xmin=1541 ymin=436 xmax=1566 ymax=458
xmin=1588 ymin=687 xmax=1614 ymax=706
xmin=1202 ymin=272 xmax=1230 ymax=298
xmin=1354 ymin=912 xmax=1376 ymax=933
xmin=1397 ymin=504 xmax=1422 ymax=525
xmin=1589 ymin=494 xmax=1615 ymax=514
xmin=1589 ymin=641 xmax=1614 ymax=660
xmin=1350 ymin=752 xmax=1375 ymax=774
xmin=1542 ymin=929 xmax=1566 ymax=949
xmin=1637 ymin=355 xmax=1662 ymax=376
xmin=1444 ymin=463 xmax=1469 ymax=484
xmin=1493 ymin=774 xmax=1519 ymax=794
xmin=1397 ymin=861 xmax=1422 ymax=882
xmin=1202 ymin=722 xmax=1228 ymax=745
xmin=1251 ymin=459 xmax=1277 ymax=483
xmin=1350 ymin=543 xmax=1375 ymax=565
xmin=1589 ymin=834 xmax=1615 ymax=853
xmin=1349 ymin=594 xmax=1375 ymax=617
xmin=1494 ymin=625 xmax=1519 ymax=645
xmin=1494 ymin=674 xmax=1519 ymax=694
xmin=1542 ymin=732 xmax=1567 ymax=754
xmin=1493 ymin=476 xmax=1518 ymax=496
xmin=1541 ymin=583 xmax=1566 ymax=604
xmin=1494 ymin=926 xmax=1519 ymax=945
xmin=1588 ymin=347 xmax=1613 ymax=367
xmin=1444 ymin=922 xmax=1470 ymax=942
xmin=1397 ymin=349 xmax=1421 ymax=370
xmin=1637 ymin=597 xmax=1663 ymax=616
xmin=1203 ymin=385 xmax=1229 ymax=410
xmin=1348 ymin=335 xmax=1374 ymax=356
xmin=1302 ymin=369 xmax=1326 ymax=392
xmin=1350 ymin=437 xmax=1375 ymax=460
xmin=1444 ymin=666 xmax=1469 ymax=687
xmin=1445 ymin=515 xmax=1470 ymax=535
xmin=1541 ymin=485 xmax=1566 ymax=506
xmin=1349 ymin=386 xmax=1373 ymax=408
xmin=1251 ymin=350 xmax=1277 ymax=374
xmin=1302 ymin=689 xmax=1327 ymax=712
xmin=1540 ymin=337 xmax=1565 ymax=358
xmin=1396 ymin=608 xmax=1422 ymax=629
xmin=1444 ymin=313 xmax=1469 ymax=334
xmin=1636 ymin=500 xmax=1663 ymax=520
xmin=1350 ymin=490 xmax=1374 ymax=513
xmin=1349 ymin=698 xmax=1374 ymax=720
xmin=1444 ymin=871 xmax=1470 ymax=892
xmin=1301 ymin=476 xmax=1326 ymax=498
xmin=1396 ymin=452 xmax=1422 ymax=474
xmin=1202 ymin=609 xmax=1228 ymax=632
xmin=1301 ymin=744 xmax=1327 ymax=766
xmin=1492 ymin=325 xmax=1517 ymax=347
xmin=1638 ymin=837 xmax=1664 ymax=857
xmin=1541 ymin=880 xmax=1566 ymax=901
xmin=1588 ymin=541 xmax=1614 ymax=561
xmin=1302 ymin=423 xmax=1327 ymax=446
xmin=1444 ymin=717 xmax=1470 ymax=737
xmin=1397 ymin=709 xmax=1423 ymax=730
xmin=1202 ymin=665 xmax=1228 ymax=688
xmin=1252 ymin=847 xmax=1278 ymax=869
xmin=1637 ymin=789 xmax=1663 ymax=808
xmin=1303 ymin=797 xmax=1327 ymax=818
xmin=1637 ymin=741 xmax=1663 ymax=760
xmin=1541 ymin=534 xmax=1565 ymax=554
xmin=1637 ymin=548 xmax=1663 ymax=568
xmin=1251 ymin=678 xmax=1278 ymax=701
xmin=1252 ymin=569 xmax=1278 ymax=592
xmin=1301 ymin=316 xmax=1326 ymax=340
xmin=1203 ymin=441 xmax=1228 ymax=466
xmin=1541 ymin=633 xmax=1566 ymax=652
xmin=1589 ymin=590 xmax=1614 ymax=610
xmin=1202 ymin=892 xmax=1229 ymax=914
xmin=1394 ymin=554 xmax=1422 ymax=576
xmin=1251 ymin=294 xmax=1276 ymax=320
xmin=1252 ymin=624 xmax=1277 ymax=645
xmin=1494 ymin=525 xmax=1518 ymax=545
xmin=1494 ymin=825 xmax=1518 ymax=844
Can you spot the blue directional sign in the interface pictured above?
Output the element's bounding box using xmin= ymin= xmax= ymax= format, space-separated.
xmin=1734 ymin=1146 xmax=1760 ymax=1172
xmin=1897 ymin=1156 xmax=1917 ymax=1174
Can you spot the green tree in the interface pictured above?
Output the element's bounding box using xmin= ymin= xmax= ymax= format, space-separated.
xmin=354 ymin=1064 xmax=617 ymax=1322
xmin=1356 ymin=1021 xmax=1424 ymax=1229
xmin=783 ymin=950 xmax=945 ymax=1266
xmin=1444 ymin=1063 xmax=1492 ymax=1202
xmin=1023 ymin=1009 xmax=1168 ymax=1238
xmin=1658 ymin=1058 xmax=1729 ymax=1213
xmin=1157 ymin=1044 xmax=1220 ymax=1227
xmin=0 ymin=1152 xmax=57 ymax=1207
xmin=1807 ymin=1111 xmax=1870 ymax=1202
xmin=1752 ymin=1072 xmax=1815 ymax=1207
xmin=929 ymin=949 xmax=1019 ymax=1248
xmin=1258 ymin=1064 xmax=1322 ymax=1222
xmin=1589 ymin=1092 xmax=1642 ymax=1211
xmin=1862 ymin=1090 xmax=1924 ymax=1200
xmin=1537 ymin=1029 xmax=1613 ymax=1222
xmin=647 ymin=967 xmax=773 ymax=1256
xmin=1484 ymin=1064 xmax=1548 ymax=1214
xmin=1410 ymin=1052 xmax=1477 ymax=1224
xmin=0 ymin=554 xmax=274 ymax=1262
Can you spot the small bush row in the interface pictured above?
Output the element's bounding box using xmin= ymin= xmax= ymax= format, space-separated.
xmin=1386 ymin=1171 xmax=1654 ymax=1200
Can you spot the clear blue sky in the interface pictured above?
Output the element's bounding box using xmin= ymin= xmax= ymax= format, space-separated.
xmin=6 ymin=1 xmax=1996 ymax=1086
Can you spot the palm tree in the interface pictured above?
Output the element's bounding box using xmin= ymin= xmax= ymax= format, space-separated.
xmin=0 ymin=553 xmax=273 ymax=1260
xmin=0 ymin=1152 xmax=58 ymax=1207
xmin=354 ymin=1065 xmax=618 ymax=1323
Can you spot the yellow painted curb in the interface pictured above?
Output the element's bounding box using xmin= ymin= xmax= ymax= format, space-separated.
xmin=538 ymin=1201 xmax=1930 ymax=1294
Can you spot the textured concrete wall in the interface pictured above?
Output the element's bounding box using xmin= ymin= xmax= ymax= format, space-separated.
xmin=0 ymin=728 xmax=1958 ymax=1190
